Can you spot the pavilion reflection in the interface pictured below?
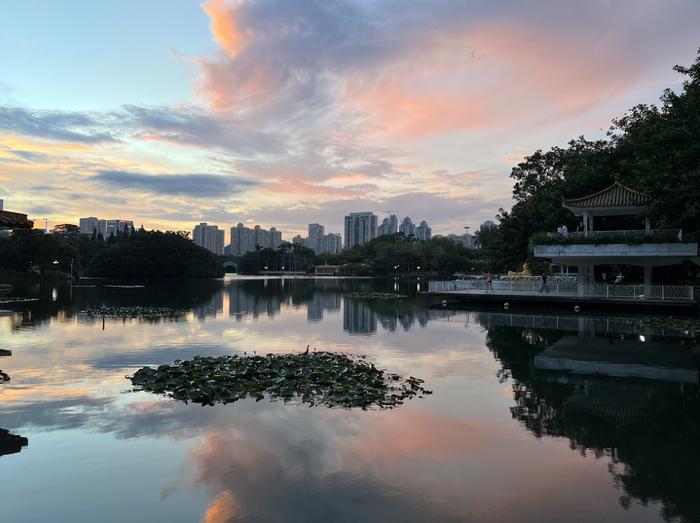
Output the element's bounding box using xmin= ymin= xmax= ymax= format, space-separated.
xmin=481 ymin=314 xmax=700 ymax=523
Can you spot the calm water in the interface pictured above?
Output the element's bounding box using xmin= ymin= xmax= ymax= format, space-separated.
xmin=1 ymin=275 xmax=699 ymax=523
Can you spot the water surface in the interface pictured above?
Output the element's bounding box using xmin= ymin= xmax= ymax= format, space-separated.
xmin=1 ymin=276 xmax=699 ymax=522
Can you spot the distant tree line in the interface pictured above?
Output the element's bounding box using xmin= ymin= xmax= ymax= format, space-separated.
xmin=483 ymin=48 xmax=700 ymax=271
xmin=0 ymin=229 xmax=223 ymax=278
xmin=232 ymin=233 xmax=486 ymax=276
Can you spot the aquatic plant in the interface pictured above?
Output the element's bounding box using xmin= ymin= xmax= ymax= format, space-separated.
xmin=129 ymin=350 xmax=431 ymax=409
xmin=82 ymin=306 xmax=187 ymax=319
xmin=344 ymin=291 xmax=408 ymax=300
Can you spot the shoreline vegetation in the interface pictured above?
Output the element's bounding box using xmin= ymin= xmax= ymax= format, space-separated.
xmin=1 ymin=52 xmax=698 ymax=280
xmin=481 ymin=50 xmax=700 ymax=274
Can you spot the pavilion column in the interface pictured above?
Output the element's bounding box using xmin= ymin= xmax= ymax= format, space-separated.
xmin=578 ymin=263 xmax=589 ymax=296
xmin=583 ymin=211 xmax=593 ymax=237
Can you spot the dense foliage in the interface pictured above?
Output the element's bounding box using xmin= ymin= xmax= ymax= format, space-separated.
xmin=0 ymin=229 xmax=78 ymax=274
xmin=85 ymin=231 xmax=224 ymax=278
xmin=232 ymin=233 xmax=485 ymax=275
xmin=485 ymin=49 xmax=700 ymax=271
xmin=130 ymin=351 xmax=432 ymax=408
xmin=0 ymin=229 xmax=223 ymax=278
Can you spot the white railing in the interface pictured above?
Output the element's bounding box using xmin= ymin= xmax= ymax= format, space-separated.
xmin=554 ymin=229 xmax=682 ymax=241
xmin=428 ymin=279 xmax=695 ymax=303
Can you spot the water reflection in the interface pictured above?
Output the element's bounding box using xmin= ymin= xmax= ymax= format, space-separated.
xmin=482 ymin=317 xmax=700 ymax=523
xmin=0 ymin=427 xmax=28 ymax=457
xmin=1 ymin=276 xmax=698 ymax=522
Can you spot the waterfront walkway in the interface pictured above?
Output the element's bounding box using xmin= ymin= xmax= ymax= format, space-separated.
xmin=427 ymin=280 xmax=696 ymax=307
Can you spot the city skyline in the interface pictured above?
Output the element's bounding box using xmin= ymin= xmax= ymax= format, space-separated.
xmin=2 ymin=2 xmax=699 ymax=237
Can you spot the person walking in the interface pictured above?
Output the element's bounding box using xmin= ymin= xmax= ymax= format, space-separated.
xmin=539 ymin=273 xmax=550 ymax=293
xmin=486 ymin=272 xmax=494 ymax=292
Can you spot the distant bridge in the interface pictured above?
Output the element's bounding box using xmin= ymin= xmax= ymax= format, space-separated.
xmin=222 ymin=261 xmax=239 ymax=272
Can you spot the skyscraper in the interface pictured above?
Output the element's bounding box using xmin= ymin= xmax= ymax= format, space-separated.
xmin=193 ymin=223 xmax=224 ymax=255
xmin=321 ymin=233 xmax=342 ymax=254
xmin=79 ymin=217 xmax=105 ymax=236
xmin=377 ymin=214 xmax=398 ymax=236
xmin=105 ymin=219 xmax=134 ymax=238
xmin=227 ymin=223 xmax=282 ymax=255
xmin=399 ymin=216 xmax=415 ymax=237
xmin=415 ymin=220 xmax=432 ymax=241
xmin=344 ymin=212 xmax=377 ymax=249
xmin=307 ymin=223 xmax=325 ymax=253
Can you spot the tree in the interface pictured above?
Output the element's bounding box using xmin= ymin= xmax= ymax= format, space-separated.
xmin=484 ymin=48 xmax=700 ymax=270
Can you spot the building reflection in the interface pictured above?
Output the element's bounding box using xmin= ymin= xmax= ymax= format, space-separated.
xmin=343 ymin=298 xmax=377 ymax=335
xmin=480 ymin=313 xmax=700 ymax=523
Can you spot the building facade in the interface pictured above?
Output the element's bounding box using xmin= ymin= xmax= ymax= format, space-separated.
xmin=321 ymin=233 xmax=342 ymax=254
xmin=415 ymin=220 xmax=432 ymax=241
xmin=399 ymin=217 xmax=415 ymax=237
xmin=344 ymin=212 xmax=377 ymax=249
xmin=377 ymin=214 xmax=398 ymax=236
xmin=193 ymin=223 xmax=225 ymax=255
xmin=79 ymin=217 xmax=133 ymax=239
xmin=79 ymin=217 xmax=104 ymax=236
xmin=533 ymin=182 xmax=698 ymax=296
xmin=227 ymin=223 xmax=282 ymax=255
xmin=307 ymin=223 xmax=325 ymax=253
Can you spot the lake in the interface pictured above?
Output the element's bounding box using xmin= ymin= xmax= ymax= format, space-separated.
xmin=1 ymin=275 xmax=699 ymax=523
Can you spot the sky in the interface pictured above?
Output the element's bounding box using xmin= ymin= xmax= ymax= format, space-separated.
xmin=1 ymin=0 xmax=699 ymax=241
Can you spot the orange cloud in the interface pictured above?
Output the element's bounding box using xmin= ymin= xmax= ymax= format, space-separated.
xmin=202 ymin=0 xmax=248 ymax=57
xmin=202 ymin=490 xmax=238 ymax=523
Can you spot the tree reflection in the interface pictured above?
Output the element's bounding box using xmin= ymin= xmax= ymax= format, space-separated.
xmin=0 ymin=427 xmax=28 ymax=457
xmin=484 ymin=324 xmax=700 ymax=522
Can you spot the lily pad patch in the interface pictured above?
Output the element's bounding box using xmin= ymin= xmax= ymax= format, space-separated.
xmin=129 ymin=351 xmax=432 ymax=409
xmin=344 ymin=292 xmax=408 ymax=300
xmin=82 ymin=306 xmax=187 ymax=319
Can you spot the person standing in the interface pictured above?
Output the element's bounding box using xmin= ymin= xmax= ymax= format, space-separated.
xmin=539 ymin=273 xmax=550 ymax=293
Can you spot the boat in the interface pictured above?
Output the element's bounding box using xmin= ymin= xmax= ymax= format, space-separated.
xmin=0 ymin=284 xmax=12 ymax=297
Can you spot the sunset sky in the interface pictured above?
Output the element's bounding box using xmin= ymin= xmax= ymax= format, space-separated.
xmin=1 ymin=0 xmax=699 ymax=240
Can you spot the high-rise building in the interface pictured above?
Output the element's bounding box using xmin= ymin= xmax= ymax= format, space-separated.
xmin=307 ymin=223 xmax=325 ymax=253
xmin=227 ymin=223 xmax=282 ymax=255
xmin=193 ymin=223 xmax=224 ymax=255
xmin=377 ymin=214 xmax=398 ymax=236
xmin=79 ymin=217 xmax=104 ymax=236
xmin=292 ymin=235 xmax=306 ymax=246
xmin=399 ymin=216 xmax=415 ymax=237
xmin=270 ymin=227 xmax=282 ymax=249
xmin=79 ymin=216 xmax=132 ymax=239
xmin=321 ymin=233 xmax=342 ymax=254
xmin=0 ymin=199 xmax=3 ymax=211
xmin=105 ymin=219 xmax=134 ymax=238
xmin=344 ymin=212 xmax=377 ymax=249
xmin=415 ymin=220 xmax=432 ymax=241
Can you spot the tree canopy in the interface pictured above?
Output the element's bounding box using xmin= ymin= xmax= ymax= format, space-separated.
xmin=485 ymin=49 xmax=700 ymax=271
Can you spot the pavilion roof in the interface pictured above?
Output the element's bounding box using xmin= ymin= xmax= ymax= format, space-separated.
xmin=0 ymin=210 xmax=34 ymax=229
xmin=563 ymin=182 xmax=649 ymax=209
